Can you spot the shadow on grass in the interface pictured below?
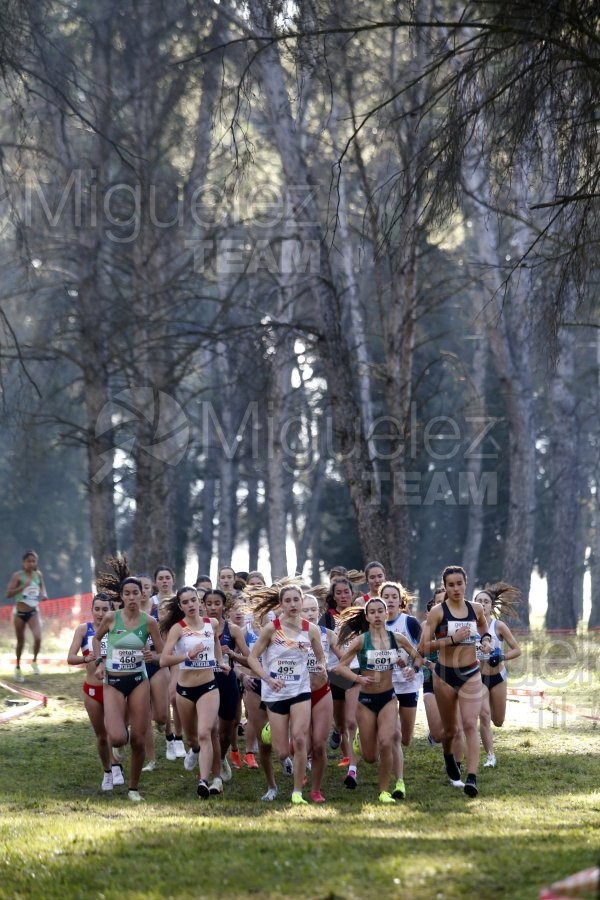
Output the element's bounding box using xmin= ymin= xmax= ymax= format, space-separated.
xmin=2 ymin=689 xmax=599 ymax=899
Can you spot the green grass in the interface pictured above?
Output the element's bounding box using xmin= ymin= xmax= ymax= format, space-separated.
xmin=1 ymin=670 xmax=599 ymax=899
xmin=1 ymin=627 xmax=600 ymax=899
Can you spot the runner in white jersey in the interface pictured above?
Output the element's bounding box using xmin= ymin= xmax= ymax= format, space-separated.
xmin=159 ymin=586 xmax=226 ymax=798
xmin=381 ymin=581 xmax=423 ymax=799
xmin=247 ymin=583 xmax=327 ymax=805
xmin=301 ymin=593 xmax=340 ymax=803
xmin=383 ymin=581 xmax=423 ymax=740
xmin=474 ymin=582 xmax=522 ymax=769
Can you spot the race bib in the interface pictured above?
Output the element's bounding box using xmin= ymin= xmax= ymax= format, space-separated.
xmin=184 ymin=651 xmax=215 ymax=669
xmin=306 ymin=653 xmax=322 ymax=674
xmin=22 ymin=585 xmax=40 ymax=603
xmin=271 ymin=658 xmax=303 ymax=682
xmin=112 ymin=648 xmax=143 ymax=670
xmin=447 ymin=620 xmax=478 ymax=644
xmin=366 ymin=648 xmax=398 ymax=671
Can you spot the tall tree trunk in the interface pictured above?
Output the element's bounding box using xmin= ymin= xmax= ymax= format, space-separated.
xmin=246 ymin=476 xmax=261 ymax=573
xmin=545 ymin=295 xmax=579 ymax=630
xmin=216 ymin=345 xmax=236 ymax=570
xmin=588 ymin=332 xmax=600 ymax=630
xmin=247 ymin=0 xmax=389 ymax=567
xmin=461 ymin=331 xmax=488 ymax=584
xmin=197 ymin=472 xmax=216 ymax=578
xmin=463 ymin=137 xmax=536 ymax=625
xmin=265 ymin=309 xmax=292 ymax=579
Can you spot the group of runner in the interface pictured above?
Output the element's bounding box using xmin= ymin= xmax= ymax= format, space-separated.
xmin=7 ymin=550 xmax=522 ymax=804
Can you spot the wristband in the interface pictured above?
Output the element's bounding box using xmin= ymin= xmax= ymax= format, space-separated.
xmin=480 ymin=632 xmax=492 ymax=642
xmin=95 ymin=656 xmax=103 ymax=666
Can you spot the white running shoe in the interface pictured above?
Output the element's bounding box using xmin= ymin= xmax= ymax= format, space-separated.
xmin=261 ymin=787 xmax=278 ymax=801
xmin=111 ymin=765 xmax=124 ymax=786
xmin=174 ymin=739 xmax=186 ymax=758
xmin=184 ymin=748 xmax=199 ymax=772
xmin=14 ymin=667 xmax=24 ymax=683
xmin=101 ymin=771 xmax=113 ymax=791
xmin=281 ymin=756 xmax=293 ymax=776
xmin=165 ymin=740 xmax=177 ymax=761
xmin=449 ymin=778 xmax=465 ymax=788
xmin=221 ymin=756 xmax=232 ymax=782
xmin=208 ymin=776 xmax=223 ymax=795
xmin=31 ymin=662 xmax=40 ymax=675
xmin=128 ymin=790 xmax=143 ymax=802
xmin=483 ymin=752 xmax=497 ymax=768
xmin=142 ymin=760 xmax=157 ymax=772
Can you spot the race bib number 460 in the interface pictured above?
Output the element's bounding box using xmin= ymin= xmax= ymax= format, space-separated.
xmin=113 ymin=649 xmax=143 ymax=670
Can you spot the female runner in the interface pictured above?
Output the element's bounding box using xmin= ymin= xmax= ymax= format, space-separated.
xmin=335 ymin=597 xmax=424 ymax=803
xmin=301 ymin=593 xmax=339 ymax=803
xmin=139 ymin=574 xmax=169 ymax=771
xmin=474 ymin=582 xmax=522 ymax=768
xmin=318 ymin=577 xmax=360 ymax=788
xmin=152 ymin=565 xmax=186 ymax=761
xmin=92 ymin=576 xmax=163 ymax=802
xmin=421 ymin=565 xmax=488 ymax=797
xmin=67 ymin=592 xmax=124 ymax=790
xmin=238 ymin=596 xmax=278 ymax=800
xmin=204 ymin=589 xmax=250 ymax=782
xmin=6 ymin=550 xmax=48 ymax=681
xmin=421 ymin=588 xmax=446 ymax=745
xmin=247 ymin=583 xmax=327 ymax=805
xmin=160 ymin=586 xmax=226 ymax=797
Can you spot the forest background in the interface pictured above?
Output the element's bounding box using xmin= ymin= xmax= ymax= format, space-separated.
xmin=0 ymin=0 xmax=598 ymax=631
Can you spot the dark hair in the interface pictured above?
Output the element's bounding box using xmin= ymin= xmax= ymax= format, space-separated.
xmin=153 ymin=565 xmax=175 ymax=581
xmin=365 ymin=561 xmax=385 ymax=576
xmin=204 ymin=588 xmax=232 ymax=617
xmin=22 ymin=550 xmax=38 ymax=560
xmin=337 ymin=605 xmax=369 ymax=644
xmin=474 ymin=582 xmax=520 ymax=619
xmin=328 ymin=565 xmax=348 ymax=579
xmin=442 ymin=565 xmax=467 ymax=585
xmin=325 ymin=577 xmax=353 ymax=611
xmin=96 ymin=555 xmax=131 ymax=602
xmin=379 ymin=580 xmax=414 ymax=611
xmin=246 ymin=570 xmax=266 ymax=585
xmin=92 ymin=591 xmax=112 ymax=609
xmin=248 ymin=582 xmax=304 ymax=620
xmin=159 ymin=586 xmax=197 ymax=636
xmin=219 ymin=566 xmax=235 ymax=576
xmin=427 ymin=587 xmax=445 ymax=611
xmin=119 ymin=577 xmax=143 ymax=595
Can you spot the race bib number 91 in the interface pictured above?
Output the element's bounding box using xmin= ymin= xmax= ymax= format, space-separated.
xmin=185 ymin=652 xmax=215 ymax=669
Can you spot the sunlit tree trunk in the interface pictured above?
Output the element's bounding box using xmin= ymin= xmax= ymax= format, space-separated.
xmin=247 ymin=0 xmax=389 ymax=567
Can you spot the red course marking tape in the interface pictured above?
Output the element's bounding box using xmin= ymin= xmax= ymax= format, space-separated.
xmin=507 ymin=687 xmax=545 ymax=699
xmin=546 ymin=698 xmax=600 ymax=722
xmin=0 ymin=679 xmax=47 ymax=723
